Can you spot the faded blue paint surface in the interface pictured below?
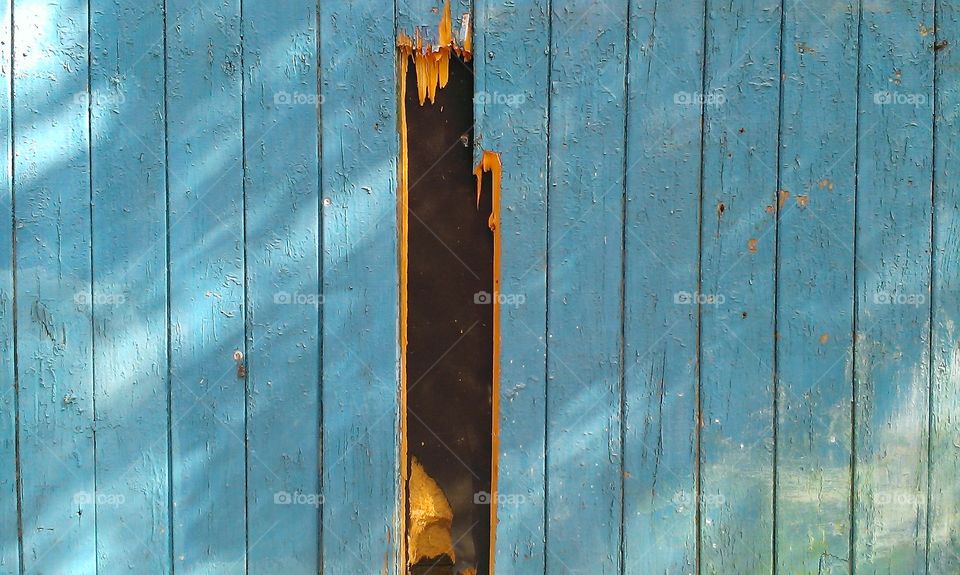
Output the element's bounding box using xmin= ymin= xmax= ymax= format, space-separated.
xmin=699 ymin=1 xmax=780 ymax=572
xmin=242 ymin=1 xmax=321 ymax=573
xmin=321 ymin=2 xmax=400 ymax=573
xmin=854 ymin=1 xmax=934 ymax=573
xmin=622 ymin=0 xmax=703 ymax=572
xmin=0 ymin=1 xmax=957 ymax=574
xmin=931 ymin=1 xmax=960 ymax=571
xmin=90 ymin=0 xmax=170 ymax=571
xmin=474 ymin=0 xmax=549 ymax=572
xmin=775 ymin=1 xmax=858 ymax=573
xmin=166 ymin=0 xmax=247 ymax=572
xmin=13 ymin=2 xmax=97 ymax=573
xmin=545 ymin=2 xmax=628 ymax=574
xmin=0 ymin=0 xmax=15 ymax=572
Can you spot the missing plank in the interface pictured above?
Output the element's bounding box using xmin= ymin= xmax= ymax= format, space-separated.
xmin=397 ymin=4 xmax=501 ymax=573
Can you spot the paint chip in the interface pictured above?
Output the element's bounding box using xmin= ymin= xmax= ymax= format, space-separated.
xmin=747 ymin=238 xmax=758 ymax=253
xmin=777 ymin=190 xmax=791 ymax=207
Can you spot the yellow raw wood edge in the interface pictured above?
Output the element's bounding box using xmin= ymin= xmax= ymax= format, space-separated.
xmin=474 ymin=150 xmax=502 ymax=575
xmin=397 ymin=33 xmax=411 ymax=575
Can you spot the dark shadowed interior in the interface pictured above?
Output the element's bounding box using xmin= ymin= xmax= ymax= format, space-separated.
xmin=404 ymin=55 xmax=493 ymax=575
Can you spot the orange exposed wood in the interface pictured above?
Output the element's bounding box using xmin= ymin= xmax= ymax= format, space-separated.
xmin=397 ymin=0 xmax=472 ymax=106
xmin=396 ymin=33 xmax=411 ymax=574
xmin=473 ymin=151 xmax=502 ymax=575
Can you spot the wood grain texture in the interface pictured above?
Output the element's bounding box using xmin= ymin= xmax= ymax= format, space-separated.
xmin=853 ymin=1 xmax=934 ymax=572
xmin=165 ymin=0 xmax=247 ymax=571
xmin=12 ymin=1 xmax=96 ymax=572
xmin=699 ymin=0 xmax=781 ymax=572
xmin=89 ymin=0 xmax=170 ymax=571
xmin=473 ymin=1 xmax=550 ymax=572
xmin=774 ymin=1 xmax=859 ymax=573
xmin=545 ymin=2 xmax=628 ymax=573
xmin=319 ymin=2 xmax=401 ymax=572
xmin=0 ymin=0 xmax=17 ymax=570
xmin=622 ymin=0 xmax=704 ymax=572
xmin=929 ymin=0 xmax=959 ymax=570
xmin=241 ymin=1 xmax=321 ymax=572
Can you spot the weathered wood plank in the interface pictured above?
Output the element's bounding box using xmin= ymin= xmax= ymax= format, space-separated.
xmin=319 ymin=3 xmax=401 ymax=572
xmin=89 ymin=0 xmax=170 ymax=570
xmin=622 ymin=0 xmax=704 ymax=572
xmin=774 ymin=1 xmax=859 ymax=572
xmin=12 ymin=0 xmax=96 ymax=572
xmin=165 ymin=0 xmax=246 ymax=571
xmin=241 ymin=2 xmax=321 ymax=572
xmin=472 ymin=1 xmax=549 ymax=572
xmin=0 ymin=0 xmax=17 ymax=571
xmin=545 ymin=2 xmax=628 ymax=573
xmin=699 ymin=0 xmax=781 ymax=572
xmin=852 ymin=1 xmax=934 ymax=572
xmin=928 ymin=0 xmax=959 ymax=570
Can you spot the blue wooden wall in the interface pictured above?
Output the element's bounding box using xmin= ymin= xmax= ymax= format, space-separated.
xmin=1 ymin=0 xmax=958 ymax=573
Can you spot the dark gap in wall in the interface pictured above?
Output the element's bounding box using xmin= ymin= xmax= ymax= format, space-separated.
xmin=404 ymin=54 xmax=493 ymax=575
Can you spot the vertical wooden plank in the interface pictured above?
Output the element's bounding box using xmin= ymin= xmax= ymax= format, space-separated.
xmin=319 ymin=3 xmax=400 ymax=573
xmin=473 ymin=1 xmax=549 ymax=572
xmin=622 ymin=0 xmax=703 ymax=572
xmin=241 ymin=1 xmax=320 ymax=573
xmin=545 ymin=2 xmax=627 ymax=573
xmin=0 ymin=0 xmax=17 ymax=570
xmin=699 ymin=0 xmax=780 ymax=572
xmin=166 ymin=0 xmax=246 ymax=571
xmin=930 ymin=1 xmax=960 ymax=569
xmin=88 ymin=1 xmax=170 ymax=571
xmin=775 ymin=1 xmax=858 ymax=572
xmin=853 ymin=1 xmax=934 ymax=572
xmin=12 ymin=0 xmax=96 ymax=572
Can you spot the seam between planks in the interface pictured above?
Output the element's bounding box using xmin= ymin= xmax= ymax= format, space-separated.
xmin=771 ymin=0 xmax=787 ymax=571
xmin=393 ymin=3 xmax=406 ymax=570
xmin=541 ymin=0 xmax=554 ymax=572
xmin=9 ymin=0 xmax=23 ymax=571
xmin=239 ymin=1 xmax=250 ymax=571
xmin=695 ymin=0 xmax=709 ymax=572
xmin=849 ymin=0 xmax=865 ymax=570
xmin=315 ymin=0 xmax=325 ymax=570
xmin=925 ymin=1 xmax=940 ymax=571
xmin=617 ymin=1 xmax=633 ymax=572
xmin=85 ymin=3 xmax=100 ymax=572
xmin=162 ymin=0 xmax=176 ymax=570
